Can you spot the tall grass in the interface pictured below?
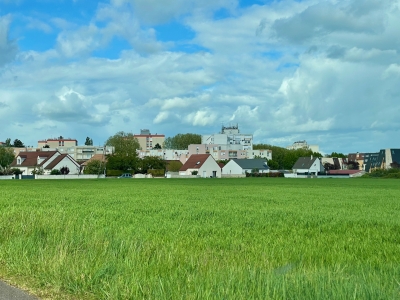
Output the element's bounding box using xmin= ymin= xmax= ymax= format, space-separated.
xmin=0 ymin=178 xmax=399 ymax=299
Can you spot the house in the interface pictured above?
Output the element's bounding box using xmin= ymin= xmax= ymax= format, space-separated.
xmin=179 ymin=154 xmax=221 ymax=178
xmin=222 ymin=159 xmax=269 ymax=175
xmin=366 ymin=149 xmax=400 ymax=171
xmin=292 ymin=156 xmax=324 ymax=175
xmin=10 ymin=151 xmax=81 ymax=175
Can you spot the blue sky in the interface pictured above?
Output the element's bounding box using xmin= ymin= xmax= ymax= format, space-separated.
xmin=1 ymin=0 xmax=400 ymax=154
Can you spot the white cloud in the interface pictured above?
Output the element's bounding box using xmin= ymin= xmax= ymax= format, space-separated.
xmin=185 ymin=109 xmax=217 ymax=126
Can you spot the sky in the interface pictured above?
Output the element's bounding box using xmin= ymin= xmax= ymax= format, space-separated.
xmin=1 ymin=0 xmax=400 ymax=154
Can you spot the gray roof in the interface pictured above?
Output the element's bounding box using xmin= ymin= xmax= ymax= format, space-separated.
xmin=292 ymin=157 xmax=319 ymax=169
xmin=231 ymin=159 xmax=269 ymax=170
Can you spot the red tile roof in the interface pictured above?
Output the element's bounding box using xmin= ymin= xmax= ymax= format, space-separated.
xmin=179 ymin=154 xmax=211 ymax=171
xmin=10 ymin=151 xmax=58 ymax=167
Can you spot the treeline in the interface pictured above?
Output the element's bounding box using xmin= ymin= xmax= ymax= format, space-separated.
xmin=253 ymin=144 xmax=322 ymax=170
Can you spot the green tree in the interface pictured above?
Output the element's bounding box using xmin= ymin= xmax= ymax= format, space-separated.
xmin=50 ymin=169 xmax=61 ymax=175
xmin=164 ymin=133 xmax=201 ymax=149
xmin=13 ymin=139 xmax=25 ymax=147
xmin=4 ymin=138 xmax=12 ymax=147
xmin=253 ymin=144 xmax=323 ymax=170
xmin=153 ymin=143 xmax=162 ymax=149
xmin=105 ymin=131 xmax=140 ymax=171
xmin=139 ymin=156 xmax=166 ymax=174
xmin=0 ymin=147 xmax=14 ymax=168
xmin=85 ymin=137 xmax=93 ymax=146
xmin=166 ymin=160 xmax=182 ymax=172
xmin=83 ymin=159 xmax=105 ymax=175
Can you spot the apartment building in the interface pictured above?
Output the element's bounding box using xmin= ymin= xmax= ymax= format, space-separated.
xmin=201 ymin=125 xmax=253 ymax=151
xmin=38 ymin=138 xmax=78 ymax=148
xmin=134 ymin=129 xmax=165 ymax=150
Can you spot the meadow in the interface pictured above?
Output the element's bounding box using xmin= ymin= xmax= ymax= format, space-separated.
xmin=0 ymin=178 xmax=399 ymax=299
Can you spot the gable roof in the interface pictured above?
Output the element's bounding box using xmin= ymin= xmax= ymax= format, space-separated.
xmin=292 ymin=157 xmax=320 ymax=169
xmin=44 ymin=154 xmax=80 ymax=170
xmin=230 ymin=159 xmax=269 ymax=170
xmin=179 ymin=154 xmax=212 ymax=171
xmin=10 ymin=151 xmax=58 ymax=167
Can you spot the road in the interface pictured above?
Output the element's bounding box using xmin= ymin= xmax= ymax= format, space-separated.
xmin=0 ymin=281 xmax=38 ymax=300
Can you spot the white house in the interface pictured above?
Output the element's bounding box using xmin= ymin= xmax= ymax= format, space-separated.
xmin=10 ymin=151 xmax=81 ymax=175
xmin=179 ymin=154 xmax=221 ymax=178
xmin=222 ymin=159 xmax=269 ymax=175
xmin=292 ymin=156 xmax=324 ymax=175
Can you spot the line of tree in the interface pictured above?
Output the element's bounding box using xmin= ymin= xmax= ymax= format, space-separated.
xmin=253 ymin=144 xmax=323 ymax=170
xmin=2 ymin=138 xmax=25 ymax=147
xmin=163 ymin=133 xmax=201 ymax=149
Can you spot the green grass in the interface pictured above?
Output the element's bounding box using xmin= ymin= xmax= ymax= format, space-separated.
xmin=0 ymin=178 xmax=399 ymax=299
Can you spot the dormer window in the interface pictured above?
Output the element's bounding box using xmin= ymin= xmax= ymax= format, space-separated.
xmin=17 ymin=157 xmax=21 ymax=165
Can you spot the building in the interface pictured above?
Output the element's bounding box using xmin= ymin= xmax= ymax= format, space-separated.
xmin=134 ymin=129 xmax=165 ymax=150
xmin=366 ymin=149 xmax=400 ymax=171
xmin=10 ymin=151 xmax=80 ymax=175
xmin=38 ymin=137 xmax=78 ymax=148
xmin=187 ymin=144 xmax=272 ymax=160
xmin=137 ymin=149 xmax=189 ymax=164
xmin=292 ymin=156 xmax=325 ymax=176
xmin=348 ymin=152 xmax=365 ymax=170
xmin=286 ymin=140 xmax=319 ymax=153
xmin=222 ymin=159 xmax=269 ymax=175
xmin=179 ymin=154 xmax=221 ymax=178
xmin=201 ymin=125 xmax=253 ymax=151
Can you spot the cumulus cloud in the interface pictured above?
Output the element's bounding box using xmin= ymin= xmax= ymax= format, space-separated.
xmin=34 ymin=87 xmax=110 ymax=125
xmin=2 ymin=0 xmax=400 ymax=153
xmin=185 ymin=109 xmax=217 ymax=126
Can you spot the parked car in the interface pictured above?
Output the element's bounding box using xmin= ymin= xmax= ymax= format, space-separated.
xmin=118 ymin=173 xmax=132 ymax=178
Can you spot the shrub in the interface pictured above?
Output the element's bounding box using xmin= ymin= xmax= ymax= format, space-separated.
xmin=51 ymin=169 xmax=61 ymax=175
xmin=191 ymin=171 xmax=198 ymax=175
xmin=148 ymin=169 xmax=165 ymax=177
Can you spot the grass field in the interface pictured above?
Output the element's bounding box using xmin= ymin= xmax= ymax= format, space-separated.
xmin=0 ymin=178 xmax=399 ymax=299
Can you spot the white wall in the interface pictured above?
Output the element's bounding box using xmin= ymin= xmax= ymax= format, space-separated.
xmin=36 ymin=175 xmax=106 ymax=179
xmin=222 ymin=160 xmax=243 ymax=175
xmin=199 ymin=156 xmax=221 ymax=178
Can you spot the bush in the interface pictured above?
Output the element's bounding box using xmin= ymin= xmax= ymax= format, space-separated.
xmin=362 ymin=168 xmax=400 ymax=179
xmin=147 ymin=169 xmax=165 ymax=177
xmin=51 ymin=169 xmax=61 ymax=175
xmin=106 ymin=170 xmax=134 ymax=177
xmin=191 ymin=171 xmax=198 ymax=175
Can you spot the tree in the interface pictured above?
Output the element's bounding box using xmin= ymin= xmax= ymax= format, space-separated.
xmin=105 ymin=131 xmax=140 ymax=171
xmin=13 ymin=139 xmax=25 ymax=147
xmin=4 ymin=138 xmax=11 ymax=147
xmin=139 ymin=156 xmax=166 ymax=174
xmin=85 ymin=137 xmax=93 ymax=146
xmin=43 ymin=144 xmax=50 ymax=148
xmin=328 ymin=152 xmax=347 ymax=158
xmin=253 ymin=143 xmax=323 ymax=170
xmin=0 ymin=147 xmax=14 ymax=168
xmin=31 ymin=166 xmax=44 ymax=175
xmin=84 ymin=159 xmax=106 ymax=175
xmin=166 ymin=160 xmax=182 ymax=172
xmin=347 ymin=161 xmax=360 ymax=170
xmin=324 ymin=162 xmax=336 ymax=170
xmin=153 ymin=143 xmax=162 ymax=149
xmin=164 ymin=133 xmax=201 ymax=149
xmin=51 ymin=169 xmax=61 ymax=175
xmin=60 ymin=166 xmax=70 ymax=174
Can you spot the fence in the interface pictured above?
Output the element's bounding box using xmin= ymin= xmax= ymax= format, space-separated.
xmin=36 ymin=175 xmax=106 ymax=180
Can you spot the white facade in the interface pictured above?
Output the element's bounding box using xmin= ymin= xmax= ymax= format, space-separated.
xmin=287 ymin=141 xmax=319 ymax=153
xmin=179 ymin=156 xmax=221 ymax=178
xmin=188 ymin=144 xmax=272 ymax=160
xmin=137 ymin=149 xmax=190 ymax=164
xmin=201 ymin=125 xmax=253 ymax=151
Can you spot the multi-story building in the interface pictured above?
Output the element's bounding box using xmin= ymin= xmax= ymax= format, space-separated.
xmin=286 ymin=140 xmax=319 ymax=153
xmin=134 ymin=129 xmax=165 ymax=150
xmin=187 ymin=144 xmax=272 ymax=160
xmin=38 ymin=137 xmax=78 ymax=148
xmin=201 ymin=125 xmax=253 ymax=151
xmin=137 ymin=149 xmax=190 ymax=164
